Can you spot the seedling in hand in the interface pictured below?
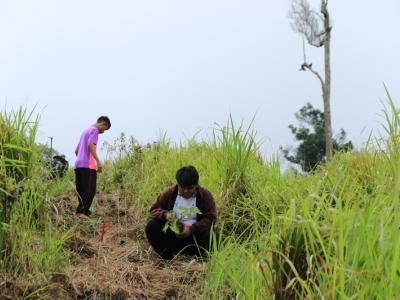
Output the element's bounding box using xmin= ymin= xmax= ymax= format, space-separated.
xmin=162 ymin=211 xmax=182 ymax=233
xmin=162 ymin=206 xmax=202 ymax=234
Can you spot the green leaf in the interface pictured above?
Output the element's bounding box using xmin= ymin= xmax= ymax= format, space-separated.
xmin=176 ymin=205 xmax=201 ymax=218
xmin=162 ymin=214 xmax=181 ymax=234
xmin=162 ymin=222 xmax=169 ymax=233
xmin=3 ymin=143 xmax=33 ymax=153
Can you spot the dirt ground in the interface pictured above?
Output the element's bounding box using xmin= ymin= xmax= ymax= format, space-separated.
xmin=1 ymin=194 xmax=206 ymax=300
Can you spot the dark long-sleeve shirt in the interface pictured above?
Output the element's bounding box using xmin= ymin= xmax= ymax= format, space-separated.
xmin=150 ymin=185 xmax=217 ymax=235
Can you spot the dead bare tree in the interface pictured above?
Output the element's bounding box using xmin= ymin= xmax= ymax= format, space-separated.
xmin=289 ymin=0 xmax=333 ymax=161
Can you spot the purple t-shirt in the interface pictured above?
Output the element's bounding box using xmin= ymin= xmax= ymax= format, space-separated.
xmin=74 ymin=125 xmax=99 ymax=170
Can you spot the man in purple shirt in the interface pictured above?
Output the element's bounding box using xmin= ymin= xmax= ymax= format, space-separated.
xmin=74 ymin=116 xmax=111 ymax=217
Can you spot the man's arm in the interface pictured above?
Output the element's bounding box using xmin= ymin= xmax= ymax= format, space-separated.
xmin=150 ymin=187 xmax=173 ymax=220
xmin=88 ymin=143 xmax=102 ymax=172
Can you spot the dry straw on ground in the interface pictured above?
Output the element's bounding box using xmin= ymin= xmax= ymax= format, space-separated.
xmin=2 ymin=194 xmax=206 ymax=299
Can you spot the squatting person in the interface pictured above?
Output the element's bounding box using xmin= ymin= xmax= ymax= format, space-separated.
xmin=146 ymin=165 xmax=218 ymax=259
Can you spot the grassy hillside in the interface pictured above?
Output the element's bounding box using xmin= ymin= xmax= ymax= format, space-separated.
xmin=1 ymin=92 xmax=399 ymax=299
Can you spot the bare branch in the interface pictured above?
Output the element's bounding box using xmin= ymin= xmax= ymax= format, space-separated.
xmin=311 ymin=8 xmax=324 ymax=22
xmin=288 ymin=0 xmax=327 ymax=48
xmin=307 ymin=65 xmax=324 ymax=88
xmin=299 ymin=62 xmax=324 ymax=88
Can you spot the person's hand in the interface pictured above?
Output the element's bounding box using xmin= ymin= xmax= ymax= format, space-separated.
xmin=97 ymin=164 xmax=103 ymax=173
xmin=176 ymin=224 xmax=191 ymax=239
xmin=151 ymin=208 xmax=165 ymax=219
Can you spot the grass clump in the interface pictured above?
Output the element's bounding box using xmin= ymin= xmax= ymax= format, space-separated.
xmin=0 ymin=106 xmax=73 ymax=297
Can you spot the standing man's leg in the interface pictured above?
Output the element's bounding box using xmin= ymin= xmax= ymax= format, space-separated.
xmin=75 ymin=168 xmax=89 ymax=214
xmin=84 ymin=169 xmax=97 ymax=216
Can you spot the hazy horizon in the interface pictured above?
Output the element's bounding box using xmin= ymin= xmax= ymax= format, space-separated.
xmin=2 ymin=0 xmax=399 ymax=164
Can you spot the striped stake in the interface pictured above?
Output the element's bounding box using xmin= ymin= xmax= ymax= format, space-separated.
xmin=100 ymin=222 xmax=112 ymax=242
xmin=100 ymin=223 xmax=105 ymax=242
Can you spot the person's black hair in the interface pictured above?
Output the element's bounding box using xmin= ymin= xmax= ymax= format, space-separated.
xmin=176 ymin=165 xmax=199 ymax=187
xmin=97 ymin=116 xmax=111 ymax=129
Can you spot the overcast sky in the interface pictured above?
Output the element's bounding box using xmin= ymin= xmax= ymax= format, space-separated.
xmin=2 ymin=0 xmax=399 ymax=163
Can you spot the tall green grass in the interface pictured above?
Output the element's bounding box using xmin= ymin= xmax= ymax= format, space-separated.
xmin=202 ymin=90 xmax=400 ymax=299
xmin=100 ymin=91 xmax=400 ymax=298
xmin=1 ymin=106 xmax=72 ymax=291
xmin=0 ymin=107 xmax=39 ymax=252
xmin=98 ymin=116 xmax=262 ymax=225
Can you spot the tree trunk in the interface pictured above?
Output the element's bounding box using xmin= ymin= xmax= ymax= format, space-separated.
xmin=322 ymin=0 xmax=333 ymax=161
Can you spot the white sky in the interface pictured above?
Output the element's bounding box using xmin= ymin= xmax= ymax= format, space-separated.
xmin=1 ymin=0 xmax=399 ymax=163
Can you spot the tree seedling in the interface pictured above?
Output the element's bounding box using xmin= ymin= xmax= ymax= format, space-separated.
xmin=162 ymin=206 xmax=202 ymax=234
